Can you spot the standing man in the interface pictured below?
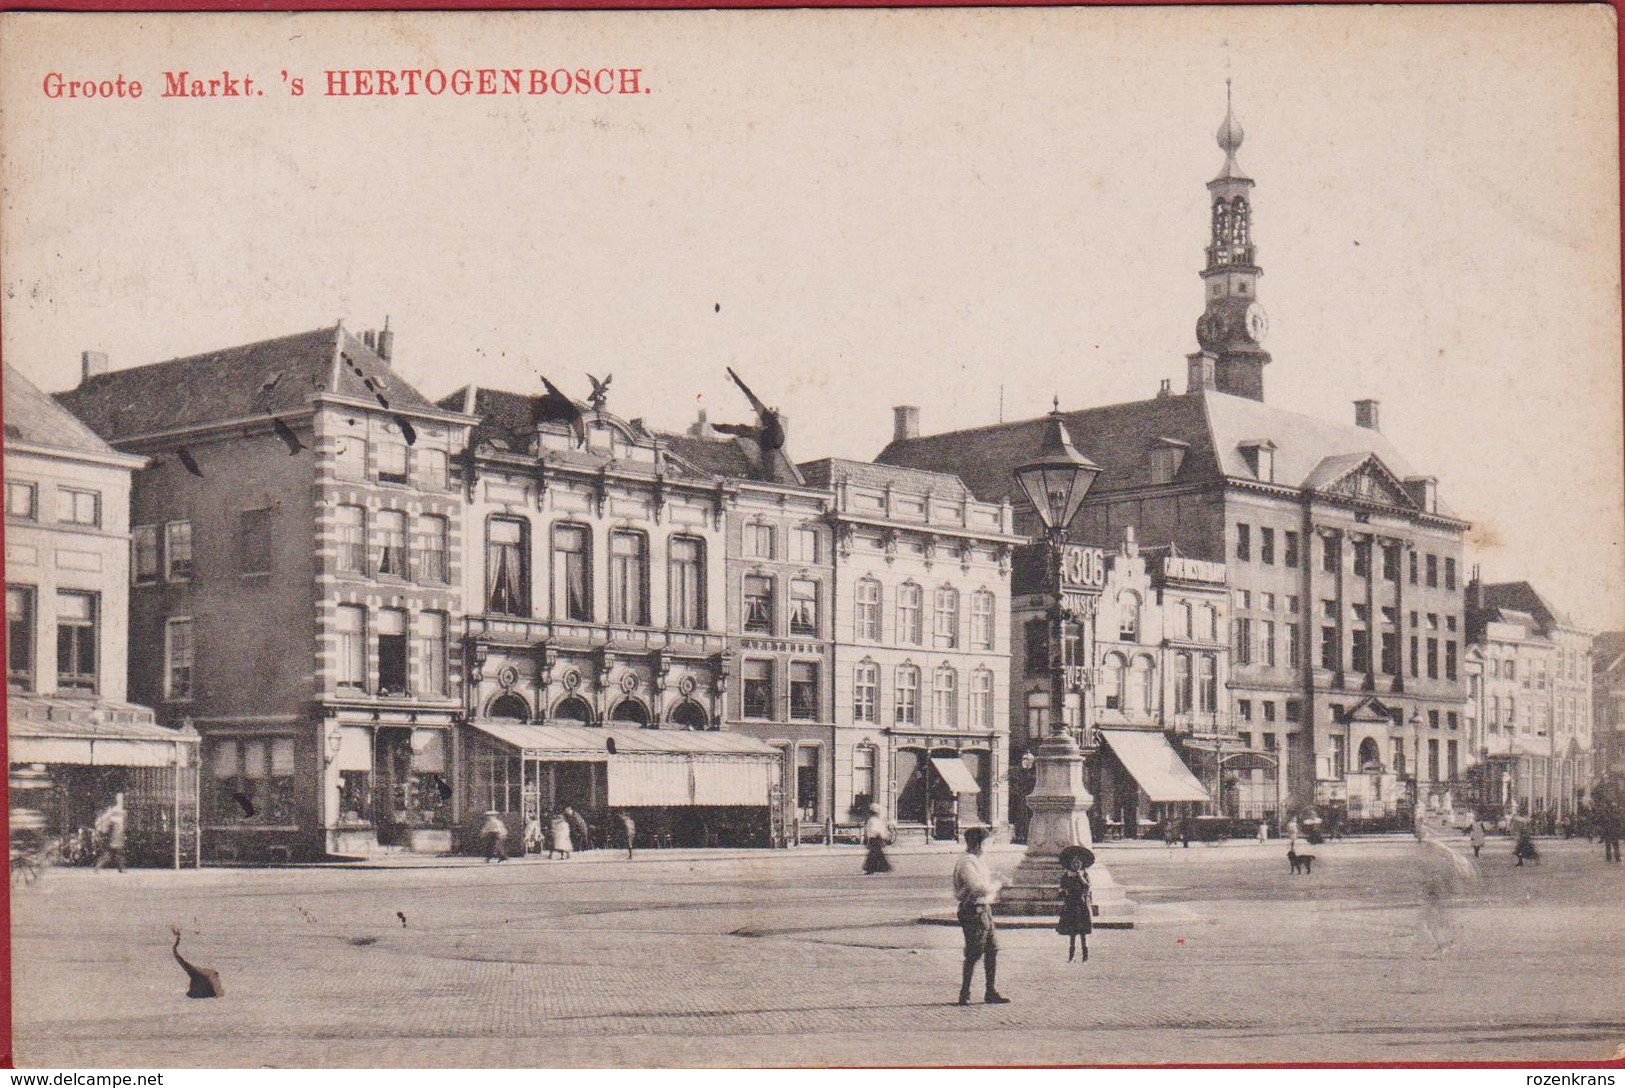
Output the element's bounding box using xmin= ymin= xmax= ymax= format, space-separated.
xmin=618 ymin=810 xmax=637 ymax=860
xmin=565 ymin=806 xmax=593 ymax=852
xmin=952 ymin=827 xmax=1009 ymax=1006
xmin=93 ymin=793 xmax=127 ymax=873
xmin=480 ymin=810 xmax=509 ymax=863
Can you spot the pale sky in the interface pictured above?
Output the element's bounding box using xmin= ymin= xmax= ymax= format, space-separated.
xmin=3 ymin=7 xmax=1620 ymax=629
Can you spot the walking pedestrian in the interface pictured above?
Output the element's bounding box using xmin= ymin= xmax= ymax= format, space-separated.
xmin=862 ymin=804 xmax=895 ymax=875
xmin=618 ymin=811 xmax=637 ymax=860
xmin=952 ymin=827 xmax=1008 ymax=1006
xmin=1601 ymin=811 xmax=1621 ymax=864
xmin=480 ymin=810 xmax=508 ymax=863
xmin=1161 ymin=819 xmax=1175 ymax=848
xmin=92 ymin=793 xmax=128 ymax=873
xmin=1469 ymin=820 xmax=1486 ymax=859
xmin=549 ymin=812 xmax=573 ymax=859
xmin=1056 ymin=845 xmax=1094 ymax=963
xmin=1179 ymin=816 xmax=1192 ymax=849
xmin=565 ymin=805 xmax=593 ymax=851
xmin=1256 ymin=821 xmax=1268 ymax=845
xmin=1513 ymin=824 xmax=1539 ymax=867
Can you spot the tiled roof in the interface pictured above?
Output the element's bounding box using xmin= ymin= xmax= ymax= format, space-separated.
xmin=660 ymin=432 xmax=761 ymax=480
xmin=798 ymin=457 xmax=970 ymax=501
xmin=876 ymin=389 xmax=1445 ymax=513
xmin=3 ymin=366 xmax=122 ymax=457
xmin=1479 ymin=581 xmax=1570 ymax=632
xmin=56 ymin=326 xmax=443 ymax=442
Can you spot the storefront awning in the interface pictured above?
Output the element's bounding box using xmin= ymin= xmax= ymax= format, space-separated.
xmin=8 ymin=702 xmax=196 ymax=769
xmin=470 ymin=721 xmax=779 ymax=760
xmin=930 ymin=755 xmax=982 ymax=795
xmin=1100 ymin=729 xmax=1210 ymax=803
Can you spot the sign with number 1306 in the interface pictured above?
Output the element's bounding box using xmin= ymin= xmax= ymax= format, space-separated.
xmin=1059 ymin=545 xmax=1106 ymax=590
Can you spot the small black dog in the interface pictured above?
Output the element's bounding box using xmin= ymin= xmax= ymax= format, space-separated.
xmin=1287 ymin=845 xmax=1315 ymax=875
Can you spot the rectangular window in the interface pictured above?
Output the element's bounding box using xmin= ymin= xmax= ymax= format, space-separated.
xmin=486 ymin=518 xmax=529 ymax=616
xmin=1174 ymin=653 xmax=1193 ymax=714
xmin=1428 ymin=738 xmax=1440 ymax=781
xmin=744 ymin=575 xmax=774 ymax=634
xmin=374 ymin=510 xmax=409 ymax=579
xmin=1024 ymin=618 xmax=1048 ymax=674
xmin=419 ymin=449 xmax=448 ymax=492
xmin=335 ymin=605 xmax=366 ymax=688
xmin=789 ymin=662 xmax=819 ymax=721
xmin=551 ymin=524 xmax=591 ymax=621
xmin=970 ymin=669 xmax=993 ymax=729
xmin=1260 ymin=527 xmax=1275 ymax=565
xmin=334 ymin=436 xmax=366 ymax=481
xmin=855 ymin=579 xmax=881 ymax=641
xmin=1263 ymin=700 xmax=1277 ymax=723
xmin=1322 ymin=536 xmax=1340 ymax=573
xmin=1321 ymin=626 xmax=1339 ymax=671
xmin=1198 ymin=654 xmax=1217 ymax=712
xmin=894 ymin=666 xmax=920 ymax=725
xmin=1262 ymin=620 xmax=1277 ymax=667
xmin=971 ymin=591 xmax=994 ymax=650
xmin=1331 ymin=735 xmax=1347 ymax=779
xmin=1261 ymin=592 xmax=1276 ymax=613
xmin=55 ymin=590 xmax=98 ymax=692
xmin=1322 ymin=599 xmax=1338 ymax=618
xmin=1286 ymin=623 xmax=1301 ymax=669
xmin=789 ymin=578 xmax=819 ymax=636
xmin=1409 ymin=635 xmax=1420 ymax=678
xmin=933 ymin=587 xmax=959 ymax=648
xmin=1284 ymin=531 xmax=1300 ymax=568
xmin=1410 ymin=551 xmax=1420 ymax=585
xmin=1447 ymin=711 xmax=1459 ymax=732
xmin=1236 ymin=523 xmax=1251 ymax=562
xmin=932 ymin=668 xmax=958 ymax=729
xmin=1426 ymin=637 xmax=1439 ymax=680
xmin=1425 ymin=555 xmax=1438 ymax=587
xmin=1447 ymin=740 xmax=1459 ymax=780
xmin=7 ymin=586 xmax=35 ymax=692
xmin=414 ymin=515 xmax=449 ymax=584
xmin=336 ymin=506 xmax=366 ymax=575
xmin=1383 ymin=545 xmax=1400 ymax=582
xmin=669 ymin=537 xmax=705 ymax=630
xmin=1445 ymin=641 xmax=1458 ymax=681
xmin=1234 ymin=618 xmax=1253 ymax=665
xmin=744 ymin=523 xmax=775 ymax=559
xmin=132 ymin=525 xmax=160 ymax=583
xmin=1381 ymin=631 xmax=1399 ymax=675
xmin=609 ymin=532 xmax=649 ymax=625
xmin=898 ymin=584 xmax=923 ymax=645
xmin=377 ymin=609 xmax=409 ymax=695
xmin=1237 ymin=698 xmax=1252 ymax=722
xmin=743 ymin=659 xmax=773 ymax=719
xmin=238 ymin=508 xmax=274 ymax=575
xmin=1352 ymin=540 xmax=1371 ymax=579
xmin=1287 ymin=595 xmax=1301 ymax=614
xmin=854 ymin=663 xmax=878 ymax=723
xmin=1286 ymin=699 xmax=1302 ymax=723
xmin=59 ymin=487 xmax=100 ymax=527
xmin=6 ymin=480 xmax=37 ymax=520
xmin=1444 ymin=557 xmax=1457 ymax=590
xmin=377 ymin=442 xmax=409 ymax=485
xmin=1352 ymin=628 xmax=1370 ymax=673
xmin=790 ymin=527 xmax=819 ymax=563
xmin=165 ymin=617 xmax=194 ymax=700
xmin=166 ymin=521 xmax=193 ymax=580
xmin=418 ymin=611 xmax=447 ymax=696
xmin=1392 ymin=738 xmax=1407 ymax=777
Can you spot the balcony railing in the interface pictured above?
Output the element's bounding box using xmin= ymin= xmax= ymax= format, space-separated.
xmin=466 ymin=614 xmax=726 ymax=656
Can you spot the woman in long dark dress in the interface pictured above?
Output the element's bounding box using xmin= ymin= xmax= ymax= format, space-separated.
xmin=861 ymin=804 xmax=894 ymax=874
xmin=1056 ymin=845 xmax=1094 ymax=962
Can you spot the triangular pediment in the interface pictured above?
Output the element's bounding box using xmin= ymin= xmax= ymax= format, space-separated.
xmin=1315 ymin=454 xmax=1416 ymax=508
xmin=1341 ymin=696 xmax=1397 ymax=724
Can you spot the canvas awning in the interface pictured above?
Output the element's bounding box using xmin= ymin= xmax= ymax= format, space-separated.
xmin=930 ymin=755 xmax=982 ymax=794
xmin=8 ymin=700 xmax=196 ymax=769
xmin=1100 ymin=729 xmax=1210 ymax=803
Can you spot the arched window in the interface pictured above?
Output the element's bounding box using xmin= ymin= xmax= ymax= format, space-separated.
xmin=1232 ymin=197 xmax=1250 ymax=244
xmin=554 ymin=695 xmax=594 ymax=726
xmin=1179 ymin=601 xmax=1194 ymax=640
xmin=1213 ymin=199 xmax=1230 ymax=243
xmin=1358 ymin=737 xmax=1382 ymax=772
xmin=670 ymin=700 xmax=709 ymax=731
xmin=1174 ymin=652 xmax=1193 ymax=714
xmin=1134 ymin=655 xmax=1156 ymax=711
xmin=1204 ymin=605 xmax=1220 ymax=642
xmin=855 ymin=577 xmax=882 ymax=641
xmin=489 ymin=693 xmax=530 ymax=721
xmin=1198 ymin=654 xmax=1218 ymax=713
xmin=610 ymin=699 xmax=652 ymax=728
xmin=933 ymin=665 xmax=959 ymax=729
xmin=1118 ymin=592 xmax=1141 ymax=642
xmin=1101 ymin=653 xmax=1126 ymax=711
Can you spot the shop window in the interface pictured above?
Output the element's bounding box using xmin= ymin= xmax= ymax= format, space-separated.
xmin=166 ymin=520 xmax=193 ymax=580
xmin=166 ymin=618 xmax=194 ymax=700
xmin=7 ymin=586 xmax=35 ymax=692
xmin=744 ymin=575 xmax=774 ymax=634
xmin=743 ymin=659 xmax=774 ymax=719
xmin=377 ymin=609 xmax=409 ymax=695
xmin=486 ymin=517 xmax=529 ymax=616
xmin=669 ymin=536 xmax=706 ymax=630
xmin=55 ymin=590 xmax=98 ymax=692
xmin=207 ymin=737 xmax=295 ymax=825
xmin=790 ymin=662 xmax=819 ymax=721
xmin=790 ymin=579 xmax=820 ymax=637
xmin=851 ymin=746 xmax=876 ymax=818
xmin=796 ymin=746 xmax=820 ymax=821
xmin=609 ymin=531 xmax=649 ymax=626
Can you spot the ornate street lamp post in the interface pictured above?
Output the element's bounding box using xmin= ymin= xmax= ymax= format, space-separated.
xmin=998 ymin=403 xmax=1115 ymax=915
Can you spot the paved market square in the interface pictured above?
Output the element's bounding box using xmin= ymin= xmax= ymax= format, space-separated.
xmin=11 ymin=833 xmax=1625 ymax=1067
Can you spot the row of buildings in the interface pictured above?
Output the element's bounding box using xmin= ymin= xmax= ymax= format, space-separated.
xmin=6 ymin=98 xmax=1614 ymax=863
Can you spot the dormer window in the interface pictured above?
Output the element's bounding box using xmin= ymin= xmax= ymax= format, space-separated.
xmin=1240 ymin=440 xmax=1277 ymax=483
xmin=1149 ymin=438 xmax=1189 ymax=485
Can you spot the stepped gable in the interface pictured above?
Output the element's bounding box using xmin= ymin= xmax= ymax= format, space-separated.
xmin=56 ymin=326 xmax=440 ymax=442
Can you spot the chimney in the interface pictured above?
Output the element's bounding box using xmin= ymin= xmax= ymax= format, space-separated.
xmin=1355 ymin=399 xmax=1380 ymax=431
xmin=80 ymin=350 xmax=108 ymax=384
xmin=376 ymin=318 xmax=394 ymax=362
xmin=687 ymin=408 xmax=715 ymax=438
xmin=893 ymin=405 xmax=920 ymax=442
xmin=1186 ymin=353 xmax=1215 ymax=394
xmin=1156 ymin=378 xmax=1172 ymax=399
xmin=363 ymin=330 xmax=376 ymax=350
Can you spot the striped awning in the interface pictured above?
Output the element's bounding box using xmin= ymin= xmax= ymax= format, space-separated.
xmin=1099 ymin=729 xmax=1211 ymax=803
xmin=930 ymin=755 xmax=982 ymax=794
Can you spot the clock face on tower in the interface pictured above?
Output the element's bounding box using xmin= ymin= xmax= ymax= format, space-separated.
xmin=1245 ymin=303 xmax=1269 ymax=343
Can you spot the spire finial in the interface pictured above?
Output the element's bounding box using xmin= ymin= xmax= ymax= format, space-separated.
xmin=1052 ymin=394 xmax=1061 ymax=414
